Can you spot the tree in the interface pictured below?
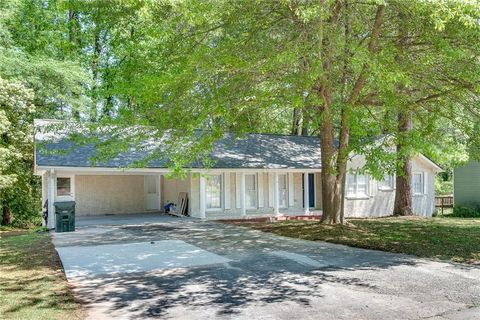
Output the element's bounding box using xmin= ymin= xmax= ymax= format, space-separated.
xmin=77 ymin=0 xmax=479 ymax=223
xmin=0 ymin=77 xmax=36 ymax=225
xmin=4 ymin=0 xmax=477 ymax=225
xmin=383 ymin=2 xmax=480 ymax=215
xmin=0 ymin=0 xmax=89 ymax=225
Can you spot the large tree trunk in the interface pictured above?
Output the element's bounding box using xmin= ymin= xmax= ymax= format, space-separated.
xmin=393 ymin=110 xmax=413 ymax=215
xmin=68 ymin=6 xmax=82 ymax=120
xmin=319 ymin=4 xmax=385 ymax=224
xmin=291 ymin=108 xmax=303 ymax=135
xmin=319 ymin=100 xmax=341 ymax=223
xmin=90 ymin=26 xmax=102 ymax=121
xmin=317 ymin=85 xmax=344 ymax=224
xmin=393 ymin=12 xmax=413 ymax=216
xmin=317 ymin=3 xmax=385 ymax=224
xmin=2 ymin=201 xmax=12 ymax=225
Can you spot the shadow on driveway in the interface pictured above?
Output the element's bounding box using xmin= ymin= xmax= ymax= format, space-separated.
xmin=53 ymin=217 xmax=480 ymax=319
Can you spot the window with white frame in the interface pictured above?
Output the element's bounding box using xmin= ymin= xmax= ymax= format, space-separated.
xmin=378 ymin=174 xmax=394 ymax=190
xmin=56 ymin=176 xmax=73 ymax=198
xmin=206 ymin=174 xmax=222 ymax=210
xmin=245 ymin=174 xmax=257 ymax=208
xmin=278 ymin=174 xmax=288 ymax=208
xmin=412 ymin=172 xmax=424 ymax=195
xmin=347 ymin=173 xmax=368 ymax=197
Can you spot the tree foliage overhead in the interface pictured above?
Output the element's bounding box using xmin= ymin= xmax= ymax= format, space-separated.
xmin=89 ymin=0 xmax=479 ymax=222
xmin=0 ymin=0 xmax=479 ymax=225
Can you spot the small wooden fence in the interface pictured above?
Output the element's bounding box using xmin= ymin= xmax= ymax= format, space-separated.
xmin=435 ymin=195 xmax=453 ymax=215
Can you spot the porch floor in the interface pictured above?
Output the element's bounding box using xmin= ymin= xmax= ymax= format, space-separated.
xmin=205 ymin=210 xmax=323 ymax=221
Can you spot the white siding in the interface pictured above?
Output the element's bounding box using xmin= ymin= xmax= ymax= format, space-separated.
xmin=412 ymin=159 xmax=436 ymax=217
xmin=344 ymin=155 xmax=436 ymax=218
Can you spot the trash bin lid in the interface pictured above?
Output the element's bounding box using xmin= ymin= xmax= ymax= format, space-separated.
xmin=53 ymin=201 xmax=76 ymax=208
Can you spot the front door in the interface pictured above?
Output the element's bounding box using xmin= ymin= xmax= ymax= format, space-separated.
xmin=145 ymin=176 xmax=160 ymax=210
xmin=302 ymin=173 xmax=316 ymax=208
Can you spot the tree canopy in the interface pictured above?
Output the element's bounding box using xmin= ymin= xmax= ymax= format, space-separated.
xmin=1 ymin=0 xmax=479 ymax=225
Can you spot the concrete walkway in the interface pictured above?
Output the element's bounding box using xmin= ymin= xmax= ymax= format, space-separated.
xmin=52 ymin=214 xmax=480 ymax=320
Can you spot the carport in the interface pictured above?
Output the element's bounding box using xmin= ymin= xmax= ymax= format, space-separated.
xmin=37 ymin=167 xmax=191 ymax=229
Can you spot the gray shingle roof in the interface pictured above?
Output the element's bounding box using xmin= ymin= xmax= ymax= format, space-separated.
xmin=34 ymin=120 xmax=322 ymax=169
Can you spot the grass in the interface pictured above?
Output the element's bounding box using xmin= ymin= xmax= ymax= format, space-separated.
xmin=0 ymin=230 xmax=84 ymax=320
xmin=230 ymin=216 xmax=480 ymax=264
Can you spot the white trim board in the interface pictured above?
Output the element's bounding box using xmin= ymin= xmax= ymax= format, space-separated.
xmin=35 ymin=166 xmax=322 ymax=176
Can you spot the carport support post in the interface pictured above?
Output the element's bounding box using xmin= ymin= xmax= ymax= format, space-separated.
xmin=239 ymin=172 xmax=246 ymax=216
xmin=48 ymin=170 xmax=56 ymax=229
xmin=199 ymin=174 xmax=206 ymax=219
xmin=304 ymin=172 xmax=310 ymax=215
xmin=273 ymin=172 xmax=280 ymax=216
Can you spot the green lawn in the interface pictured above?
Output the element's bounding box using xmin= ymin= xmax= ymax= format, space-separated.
xmin=0 ymin=230 xmax=84 ymax=320
xmin=230 ymin=217 xmax=480 ymax=264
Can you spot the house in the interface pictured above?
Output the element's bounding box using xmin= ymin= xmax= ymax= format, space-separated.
xmin=454 ymin=160 xmax=480 ymax=207
xmin=34 ymin=119 xmax=442 ymax=229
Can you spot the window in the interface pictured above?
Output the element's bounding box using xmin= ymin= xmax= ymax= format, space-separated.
xmin=56 ymin=177 xmax=72 ymax=197
xmin=413 ymin=172 xmax=424 ymax=195
xmin=245 ymin=174 xmax=257 ymax=208
xmin=206 ymin=174 xmax=222 ymax=210
xmin=378 ymin=174 xmax=394 ymax=190
xmin=278 ymin=174 xmax=288 ymax=208
xmin=347 ymin=173 xmax=368 ymax=197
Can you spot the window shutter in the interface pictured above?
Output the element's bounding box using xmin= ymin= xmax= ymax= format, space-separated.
xmin=224 ymin=173 xmax=231 ymax=210
xmin=258 ymin=173 xmax=264 ymax=208
xmin=235 ymin=173 xmax=241 ymax=209
xmin=288 ymin=172 xmax=294 ymax=207
xmin=423 ymin=172 xmax=428 ymax=194
xmin=268 ymin=173 xmax=274 ymax=207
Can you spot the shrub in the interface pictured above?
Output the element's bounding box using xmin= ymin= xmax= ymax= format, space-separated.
xmin=452 ymin=205 xmax=480 ymax=218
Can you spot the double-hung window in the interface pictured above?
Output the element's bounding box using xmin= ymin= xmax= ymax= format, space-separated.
xmin=278 ymin=174 xmax=288 ymax=208
xmin=347 ymin=173 xmax=368 ymax=198
xmin=245 ymin=174 xmax=257 ymax=209
xmin=413 ymin=172 xmax=424 ymax=195
xmin=378 ymin=174 xmax=394 ymax=191
xmin=206 ymin=174 xmax=222 ymax=210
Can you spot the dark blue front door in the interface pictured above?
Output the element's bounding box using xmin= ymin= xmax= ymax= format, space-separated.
xmin=302 ymin=173 xmax=315 ymax=208
xmin=308 ymin=174 xmax=315 ymax=208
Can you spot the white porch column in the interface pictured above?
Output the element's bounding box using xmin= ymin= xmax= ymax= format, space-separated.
xmin=239 ymin=172 xmax=246 ymax=216
xmin=199 ymin=174 xmax=206 ymax=219
xmin=224 ymin=172 xmax=231 ymax=210
xmin=303 ymin=172 xmax=310 ymax=215
xmin=288 ymin=172 xmax=294 ymax=208
xmin=48 ymin=170 xmax=56 ymax=229
xmin=273 ymin=172 xmax=280 ymax=216
xmin=158 ymin=174 xmax=162 ymax=211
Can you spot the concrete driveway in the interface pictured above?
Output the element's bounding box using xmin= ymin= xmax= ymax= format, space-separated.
xmin=52 ymin=214 xmax=480 ymax=320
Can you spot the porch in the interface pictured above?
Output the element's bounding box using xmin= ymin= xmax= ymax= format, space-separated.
xmin=40 ymin=168 xmax=322 ymax=229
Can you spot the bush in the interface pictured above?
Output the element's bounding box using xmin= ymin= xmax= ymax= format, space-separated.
xmin=435 ymin=178 xmax=453 ymax=196
xmin=452 ymin=205 xmax=480 ymax=218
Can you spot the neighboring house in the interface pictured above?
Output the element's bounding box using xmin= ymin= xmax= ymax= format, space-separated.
xmin=454 ymin=160 xmax=480 ymax=207
xmin=34 ymin=119 xmax=442 ymax=229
